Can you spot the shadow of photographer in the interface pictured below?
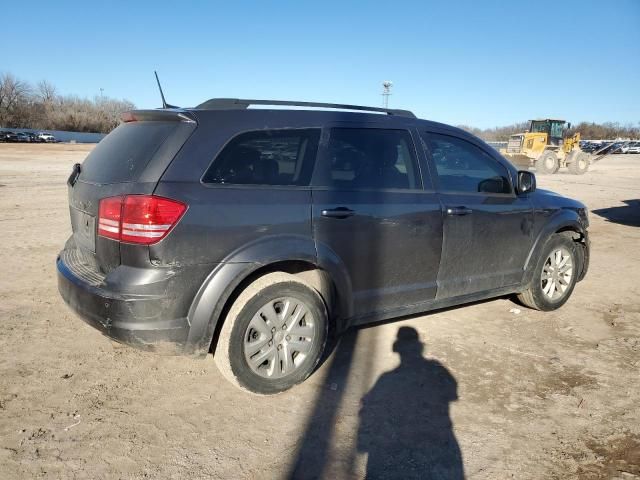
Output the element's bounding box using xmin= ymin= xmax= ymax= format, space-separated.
xmin=357 ymin=326 xmax=464 ymax=479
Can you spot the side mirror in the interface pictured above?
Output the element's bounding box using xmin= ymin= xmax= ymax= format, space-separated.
xmin=517 ymin=171 xmax=536 ymax=195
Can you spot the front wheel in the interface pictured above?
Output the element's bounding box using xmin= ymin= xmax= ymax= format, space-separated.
xmin=535 ymin=151 xmax=559 ymax=174
xmin=517 ymin=234 xmax=579 ymax=311
xmin=214 ymin=272 xmax=328 ymax=395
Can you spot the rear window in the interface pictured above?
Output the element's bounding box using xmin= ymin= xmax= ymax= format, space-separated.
xmin=79 ymin=121 xmax=178 ymax=184
xmin=202 ymin=129 xmax=320 ymax=186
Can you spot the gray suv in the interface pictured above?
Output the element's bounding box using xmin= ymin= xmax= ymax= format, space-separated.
xmin=57 ymin=99 xmax=590 ymax=394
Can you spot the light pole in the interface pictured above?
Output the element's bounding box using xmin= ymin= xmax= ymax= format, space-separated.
xmin=382 ymin=81 xmax=393 ymax=108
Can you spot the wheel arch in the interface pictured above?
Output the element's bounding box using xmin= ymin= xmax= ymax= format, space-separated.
xmin=554 ymin=226 xmax=589 ymax=282
xmin=523 ymin=211 xmax=587 ymax=287
xmin=183 ymin=236 xmax=353 ymax=358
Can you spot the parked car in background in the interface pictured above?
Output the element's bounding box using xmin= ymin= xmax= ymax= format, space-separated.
xmin=612 ymin=143 xmax=626 ymax=154
xmin=37 ymin=132 xmax=56 ymax=142
xmin=0 ymin=131 xmax=58 ymax=143
xmin=627 ymin=142 xmax=640 ymax=154
xmin=579 ymin=141 xmax=601 ymax=153
xmin=1 ymin=131 xmax=19 ymax=142
xmin=57 ymin=99 xmax=591 ymax=394
xmin=15 ymin=132 xmax=33 ymax=142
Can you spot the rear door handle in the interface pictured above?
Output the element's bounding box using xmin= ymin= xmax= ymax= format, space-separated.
xmin=445 ymin=206 xmax=473 ymax=216
xmin=321 ymin=207 xmax=356 ymax=219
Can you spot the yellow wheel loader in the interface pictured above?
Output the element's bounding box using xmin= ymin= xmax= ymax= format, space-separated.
xmin=500 ymin=119 xmax=591 ymax=175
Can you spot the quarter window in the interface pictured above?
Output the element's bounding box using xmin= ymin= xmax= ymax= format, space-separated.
xmin=425 ymin=133 xmax=512 ymax=194
xmin=202 ymin=129 xmax=320 ymax=186
xmin=320 ymin=128 xmax=420 ymax=190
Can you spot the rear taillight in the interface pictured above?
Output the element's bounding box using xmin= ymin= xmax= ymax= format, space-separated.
xmin=121 ymin=195 xmax=187 ymax=244
xmin=97 ymin=195 xmax=187 ymax=245
xmin=97 ymin=196 xmax=123 ymax=241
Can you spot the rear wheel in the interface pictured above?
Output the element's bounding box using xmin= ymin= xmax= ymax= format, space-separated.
xmin=567 ymin=151 xmax=590 ymax=175
xmin=214 ymin=272 xmax=328 ymax=395
xmin=517 ymin=234 xmax=579 ymax=311
xmin=535 ymin=151 xmax=559 ymax=174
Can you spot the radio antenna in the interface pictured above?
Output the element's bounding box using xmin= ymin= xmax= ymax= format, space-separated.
xmin=154 ymin=71 xmax=178 ymax=109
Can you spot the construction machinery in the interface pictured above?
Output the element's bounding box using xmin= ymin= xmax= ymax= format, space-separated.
xmin=501 ymin=119 xmax=598 ymax=175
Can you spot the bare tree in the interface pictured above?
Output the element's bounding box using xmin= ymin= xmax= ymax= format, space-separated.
xmin=0 ymin=72 xmax=135 ymax=132
xmin=37 ymin=80 xmax=57 ymax=103
xmin=0 ymin=73 xmax=32 ymax=126
xmin=3 ymin=70 xmax=638 ymax=138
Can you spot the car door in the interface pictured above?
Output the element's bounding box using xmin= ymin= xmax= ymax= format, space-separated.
xmin=312 ymin=126 xmax=443 ymax=320
xmin=421 ymin=131 xmax=534 ymax=299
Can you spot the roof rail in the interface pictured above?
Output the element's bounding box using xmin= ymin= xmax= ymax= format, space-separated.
xmin=194 ymin=98 xmax=416 ymax=118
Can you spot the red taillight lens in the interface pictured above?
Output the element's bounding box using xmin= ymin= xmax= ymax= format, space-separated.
xmin=97 ymin=196 xmax=123 ymax=240
xmin=97 ymin=195 xmax=187 ymax=245
xmin=121 ymin=195 xmax=187 ymax=244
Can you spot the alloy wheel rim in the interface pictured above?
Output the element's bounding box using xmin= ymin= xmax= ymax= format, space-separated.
xmin=541 ymin=247 xmax=573 ymax=301
xmin=243 ymin=297 xmax=317 ymax=379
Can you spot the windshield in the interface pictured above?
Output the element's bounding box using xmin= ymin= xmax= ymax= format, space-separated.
xmin=530 ymin=121 xmax=549 ymax=133
xmin=529 ymin=120 xmax=564 ymax=138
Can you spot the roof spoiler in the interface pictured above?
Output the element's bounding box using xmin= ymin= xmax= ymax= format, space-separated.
xmin=121 ymin=110 xmax=197 ymax=123
xmin=194 ymin=98 xmax=416 ymax=118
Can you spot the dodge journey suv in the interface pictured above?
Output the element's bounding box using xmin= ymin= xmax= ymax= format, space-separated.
xmin=57 ymin=99 xmax=590 ymax=394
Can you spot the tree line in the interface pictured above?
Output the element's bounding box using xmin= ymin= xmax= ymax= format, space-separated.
xmin=458 ymin=120 xmax=640 ymax=142
xmin=2 ymin=71 xmax=638 ymax=139
xmin=0 ymin=73 xmax=135 ymax=134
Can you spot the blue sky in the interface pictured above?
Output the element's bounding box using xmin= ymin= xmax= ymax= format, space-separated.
xmin=2 ymin=0 xmax=639 ymax=128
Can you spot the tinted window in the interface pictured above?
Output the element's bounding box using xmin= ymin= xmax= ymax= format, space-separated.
xmin=321 ymin=128 xmax=419 ymax=190
xmin=425 ymin=133 xmax=512 ymax=194
xmin=203 ymin=129 xmax=320 ymax=186
xmin=80 ymin=121 xmax=178 ymax=184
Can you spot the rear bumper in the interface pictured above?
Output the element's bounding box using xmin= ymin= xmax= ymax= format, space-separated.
xmin=57 ymin=253 xmax=210 ymax=356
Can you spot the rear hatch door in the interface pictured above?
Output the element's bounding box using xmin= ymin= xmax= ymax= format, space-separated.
xmin=67 ymin=110 xmax=196 ymax=273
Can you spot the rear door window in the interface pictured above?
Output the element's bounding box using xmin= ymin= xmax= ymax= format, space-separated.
xmin=318 ymin=128 xmax=420 ymax=190
xmin=424 ymin=133 xmax=512 ymax=194
xmin=202 ymin=129 xmax=320 ymax=186
xmin=80 ymin=121 xmax=178 ymax=184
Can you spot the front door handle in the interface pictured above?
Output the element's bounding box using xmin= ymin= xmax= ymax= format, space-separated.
xmin=445 ymin=206 xmax=473 ymax=216
xmin=321 ymin=207 xmax=356 ymax=219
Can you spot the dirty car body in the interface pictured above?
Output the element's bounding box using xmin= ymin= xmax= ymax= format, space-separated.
xmin=57 ymin=99 xmax=590 ymax=387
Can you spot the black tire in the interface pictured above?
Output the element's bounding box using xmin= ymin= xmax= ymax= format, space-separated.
xmin=214 ymin=272 xmax=328 ymax=395
xmin=567 ymin=151 xmax=590 ymax=175
xmin=535 ymin=151 xmax=559 ymax=174
xmin=517 ymin=234 xmax=579 ymax=311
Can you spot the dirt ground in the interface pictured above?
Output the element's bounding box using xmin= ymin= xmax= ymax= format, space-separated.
xmin=0 ymin=143 xmax=639 ymax=479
